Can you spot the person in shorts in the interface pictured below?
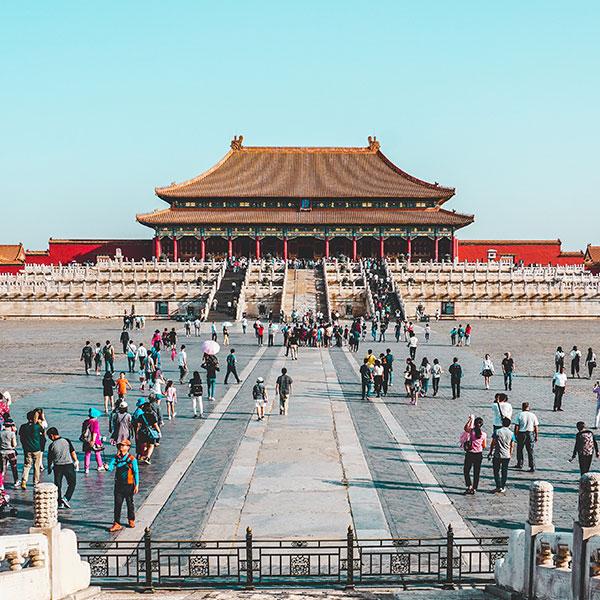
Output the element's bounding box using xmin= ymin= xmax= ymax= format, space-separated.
xmin=253 ymin=377 xmax=268 ymax=421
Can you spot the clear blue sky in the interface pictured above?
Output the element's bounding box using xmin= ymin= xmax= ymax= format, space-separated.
xmin=2 ymin=1 xmax=598 ymax=250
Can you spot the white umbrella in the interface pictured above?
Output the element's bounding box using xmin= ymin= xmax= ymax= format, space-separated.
xmin=201 ymin=340 xmax=220 ymax=355
xmin=222 ymin=322 xmax=233 ymax=327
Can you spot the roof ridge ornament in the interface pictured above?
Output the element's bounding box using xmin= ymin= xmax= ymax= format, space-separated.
xmin=367 ymin=135 xmax=380 ymax=152
xmin=230 ymin=135 xmax=244 ymax=151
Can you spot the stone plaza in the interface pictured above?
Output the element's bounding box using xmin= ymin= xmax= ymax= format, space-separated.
xmin=1 ymin=316 xmax=598 ymax=546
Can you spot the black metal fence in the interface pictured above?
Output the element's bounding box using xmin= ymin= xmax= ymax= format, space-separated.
xmin=77 ymin=525 xmax=508 ymax=590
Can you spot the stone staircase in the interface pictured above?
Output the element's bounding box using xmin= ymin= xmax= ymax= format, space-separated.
xmin=282 ymin=268 xmax=328 ymax=318
xmin=207 ymin=265 xmax=247 ymax=320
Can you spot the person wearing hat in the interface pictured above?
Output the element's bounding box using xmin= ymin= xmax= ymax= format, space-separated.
xmin=46 ymin=427 xmax=78 ymax=509
xmin=253 ymin=377 xmax=268 ymax=421
xmin=106 ymin=439 xmax=139 ymax=532
xmin=80 ymin=407 xmax=107 ymax=474
xmin=132 ymin=398 xmax=148 ymax=457
xmin=110 ymin=401 xmax=133 ymax=445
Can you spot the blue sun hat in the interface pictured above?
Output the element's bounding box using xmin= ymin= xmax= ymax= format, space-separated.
xmin=88 ymin=407 xmax=102 ymax=418
xmin=136 ymin=397 xmax=148 ymax=408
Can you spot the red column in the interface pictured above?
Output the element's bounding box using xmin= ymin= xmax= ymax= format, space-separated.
xmin=227 ymin=236 xmax=233 ymax=259
xmin=352 ymin=237 xmax=357 ymax=261
xmin=434 ymin=236 xmax=439 ymax=262
xmin=406 ymin=237 xmax=412 ymax=262
xmin=172 ymin=237 xmax=179 ymax=261
xmin=200 ymin=237 xmax=206 ymax=260
xmin=452 ymin=235 xmax=459 ymax=261
xmin=153 ymin=236 xmax=161 ymax=259
xmin=325 ymin=236 xmax=330 ymax=259
xmin=255 ymin=237 xmax=261 ymax=260
xmin=283 ymin=237 xmax=288 ymax=261
xmin=379 ymin=236 xmax=385 ymax=259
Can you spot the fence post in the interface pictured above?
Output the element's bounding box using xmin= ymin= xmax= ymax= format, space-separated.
xmin=143 ymin=526 xmax=154 ymax=592
xmin=443 ymin=524 xmax=455 ymax=590
xmin=345 ymin=525 xmax=355 ymax=590
xmin=245 ymin=526 xmax=254 ymax=590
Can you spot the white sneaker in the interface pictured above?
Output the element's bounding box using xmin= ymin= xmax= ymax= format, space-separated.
xmin=97 ymin=465 xmax=106 ymax=472
xmin=85 ymin=468 xmax=89 ymax=474
xmin=168 ymin=415 xmax=172 ymax=420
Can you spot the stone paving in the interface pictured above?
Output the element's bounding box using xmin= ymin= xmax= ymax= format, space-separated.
xmin=1 ymin=317 xmax=598 ymax=545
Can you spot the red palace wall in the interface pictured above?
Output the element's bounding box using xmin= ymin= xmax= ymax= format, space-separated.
xmin=25 ymin=239 xmax=153 ymax=266
xmin=457 ymin=240 xmax=584 ymax=266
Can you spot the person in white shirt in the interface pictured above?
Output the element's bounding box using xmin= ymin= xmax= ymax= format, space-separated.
xmin=178 ymin=345 xmax=188 ymax=384
xmin=407 ymin=333 xmax=418 ymax=360
xmin=481 ymin=354 xmax=495 ymax=390
xmin=431 ymin=359 xmax=442 ymax=397
xmin=514 ymin=402 xmax=539 ymax=471
xmin=135 ymin=343 xmax=148 ymax=370
xmin=241 ymin=317 xmax=248 ymax=334
xmin=492 ymin=393 xmax=513 ymax=433
xmin=194 ymin=318 xmax=201 ymax=336
xmin=553 ymin=366 xmax=568 ymax=411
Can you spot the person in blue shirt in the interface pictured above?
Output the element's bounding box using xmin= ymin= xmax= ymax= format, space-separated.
xmin=106 ymin=439 xmax=139 ymax=532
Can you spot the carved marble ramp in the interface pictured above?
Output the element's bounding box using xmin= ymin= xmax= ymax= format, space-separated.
xmin=202 ymin=345 xmax=390 ymax=540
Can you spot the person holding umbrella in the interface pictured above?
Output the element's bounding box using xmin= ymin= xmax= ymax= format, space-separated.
xmin=201 ymin=340 xmax=220 ymax=402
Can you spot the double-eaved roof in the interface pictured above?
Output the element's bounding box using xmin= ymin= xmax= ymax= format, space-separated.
xmin=138 ymin=137 xmax=473 ymax=230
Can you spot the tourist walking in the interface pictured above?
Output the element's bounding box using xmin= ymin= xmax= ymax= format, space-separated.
xmin=165 ymin=381 xmax=177 ymax=420
xmin=449 ymin=357 xmax=463 ymax=399
xmin=46 ymin=427 xmax=78 ymax=508
xmin=594 ymin=381 xmax=600 ymax=429
xmin=201 ymin=353 xmax=219 ymax=402
xmin=488 ymin=417 xmax=514 ymax=493
xmin=224 ymin=348 xmax=241 ymax=384
xmin=223 ymin=325 xmax=230 ymax=346
xmin=136 ymin=402 xmax=161 ymax=464
xmin=432 ymin=359 xmax=442 ymax=396
xmin=188 ymin=371 xmax=204 ymax=418
xmin=275 ymin=367 xmax=293 ymax=415
xmin=385 ymin=348 xmax=394 ymax=386
xmin=501 ymin=352 xmax=514 ymax=391
xmin=514 ymin=402 xmax=538 ymax=472
xmin=102 ymin=371 xmax=116 ymax=414
xmin=81 ymin=408 xmax=106 ymax=474
xmin=103 ymin=341 xmax=115 ymax=373
xmin=107 ymin=439 xmax=139 ymax=532
xmin=404 ymin=359 xmax=415 ymax=397
xmin=136 ymin=343 xmax=147 ymax=370
xmin=120 ymin=328 xmax=130 ymax=354
xmin=0 ymin=417 xmax=18 ymax=486
xmin=241 ymin=317 xmax=248 ymax=334
xmin=450 ymin=327 xmax=457 ymax=346
xmin=570 ymin=421 xmax=599 ymax=475
xmin=194 ymin=318 xmax=201 ymax=336
xmin=424 ymin=323 xmax=430 ymax=343
xmin=211 ymin=322 xmax=218 ymax=342
xmin=116 ymin=372 xmax=132 ymax=406
xmin=110 ymin=401 xmax=133 ymax=443
xmin=126 ymin=340 xmax=137 ymax=373
xmin=419 ymin=357 xmax=431 ymax=396
xmin=253 ymin=377 xmax=268 ymax=421
xmin=465 ymin=324 xmax=472 ymax=346
xmin=481 ymin=354 xmax=494 ymax=390
xmin=407 ymin=333 xmax=418 ymax=360
xmin=19 ymin=410 xmax=45 ymax=489
xmin=554 ymin=346 xmax=565 ymax=371
xmin=552 ymin=366 xmax=567 ymax=411
xmin=81 ymin=341 xmax=93 ymax=375
xmin=461 ymin=415 xmax=487 ymax=494
xmin=571 ymin=346 xmax=582 ymax=378
xmin=360 ymin=358 xmax=373 ymax=400
xmin=178 ymin=344 xmax=188 ymax=384
xmin=94 ymin=342 xmax=103 ymax=375
xmin=586 ymin=347 xmax=597 ymax=379
xmin=492 ymin=393 xmax=513 ymax=434
xmin=373 ymin=360 xmax=384 ymax=398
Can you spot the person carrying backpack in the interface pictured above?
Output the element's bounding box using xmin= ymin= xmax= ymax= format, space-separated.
xmin=570 ymin=421 xmax=600 ymax=475
xmin=106 ymin=439 xmax=139 ymax=532
xmin=188 ymin=371 xmax=204 ymax=418
xmin=253 ymin=377 xmax=268 ymax=421
xmin=103 ymin=341 xmax=115 ymax=374
xmin=80 ymin=341 xmax=93 ymax=375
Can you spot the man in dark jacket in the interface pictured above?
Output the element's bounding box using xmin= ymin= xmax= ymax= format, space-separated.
xmin=19 ymin=411 xmax=45 ymax=489
xmin=449 ymin=357 xmax=463 ymax=399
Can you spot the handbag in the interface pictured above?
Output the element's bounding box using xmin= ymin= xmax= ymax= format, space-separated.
xmin=141 ymin=415 xmax=160 ymax=441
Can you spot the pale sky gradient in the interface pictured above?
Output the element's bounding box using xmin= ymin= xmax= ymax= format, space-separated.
xmin=1 ymin=1 xmax=599 ymax=250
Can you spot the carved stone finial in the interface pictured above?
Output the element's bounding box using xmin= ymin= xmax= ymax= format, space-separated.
xmin=578 ymin=473 xmax=600 ymax=527
xmin=231 ymin=135 xmax=244 ymax=150
xmin=528 ymin=480 xmax=554 ymax=525
xmin=367 ymin=135 xmax=380 ymax=151
xmin=33 ymin=482 xmax=58 ymax=528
